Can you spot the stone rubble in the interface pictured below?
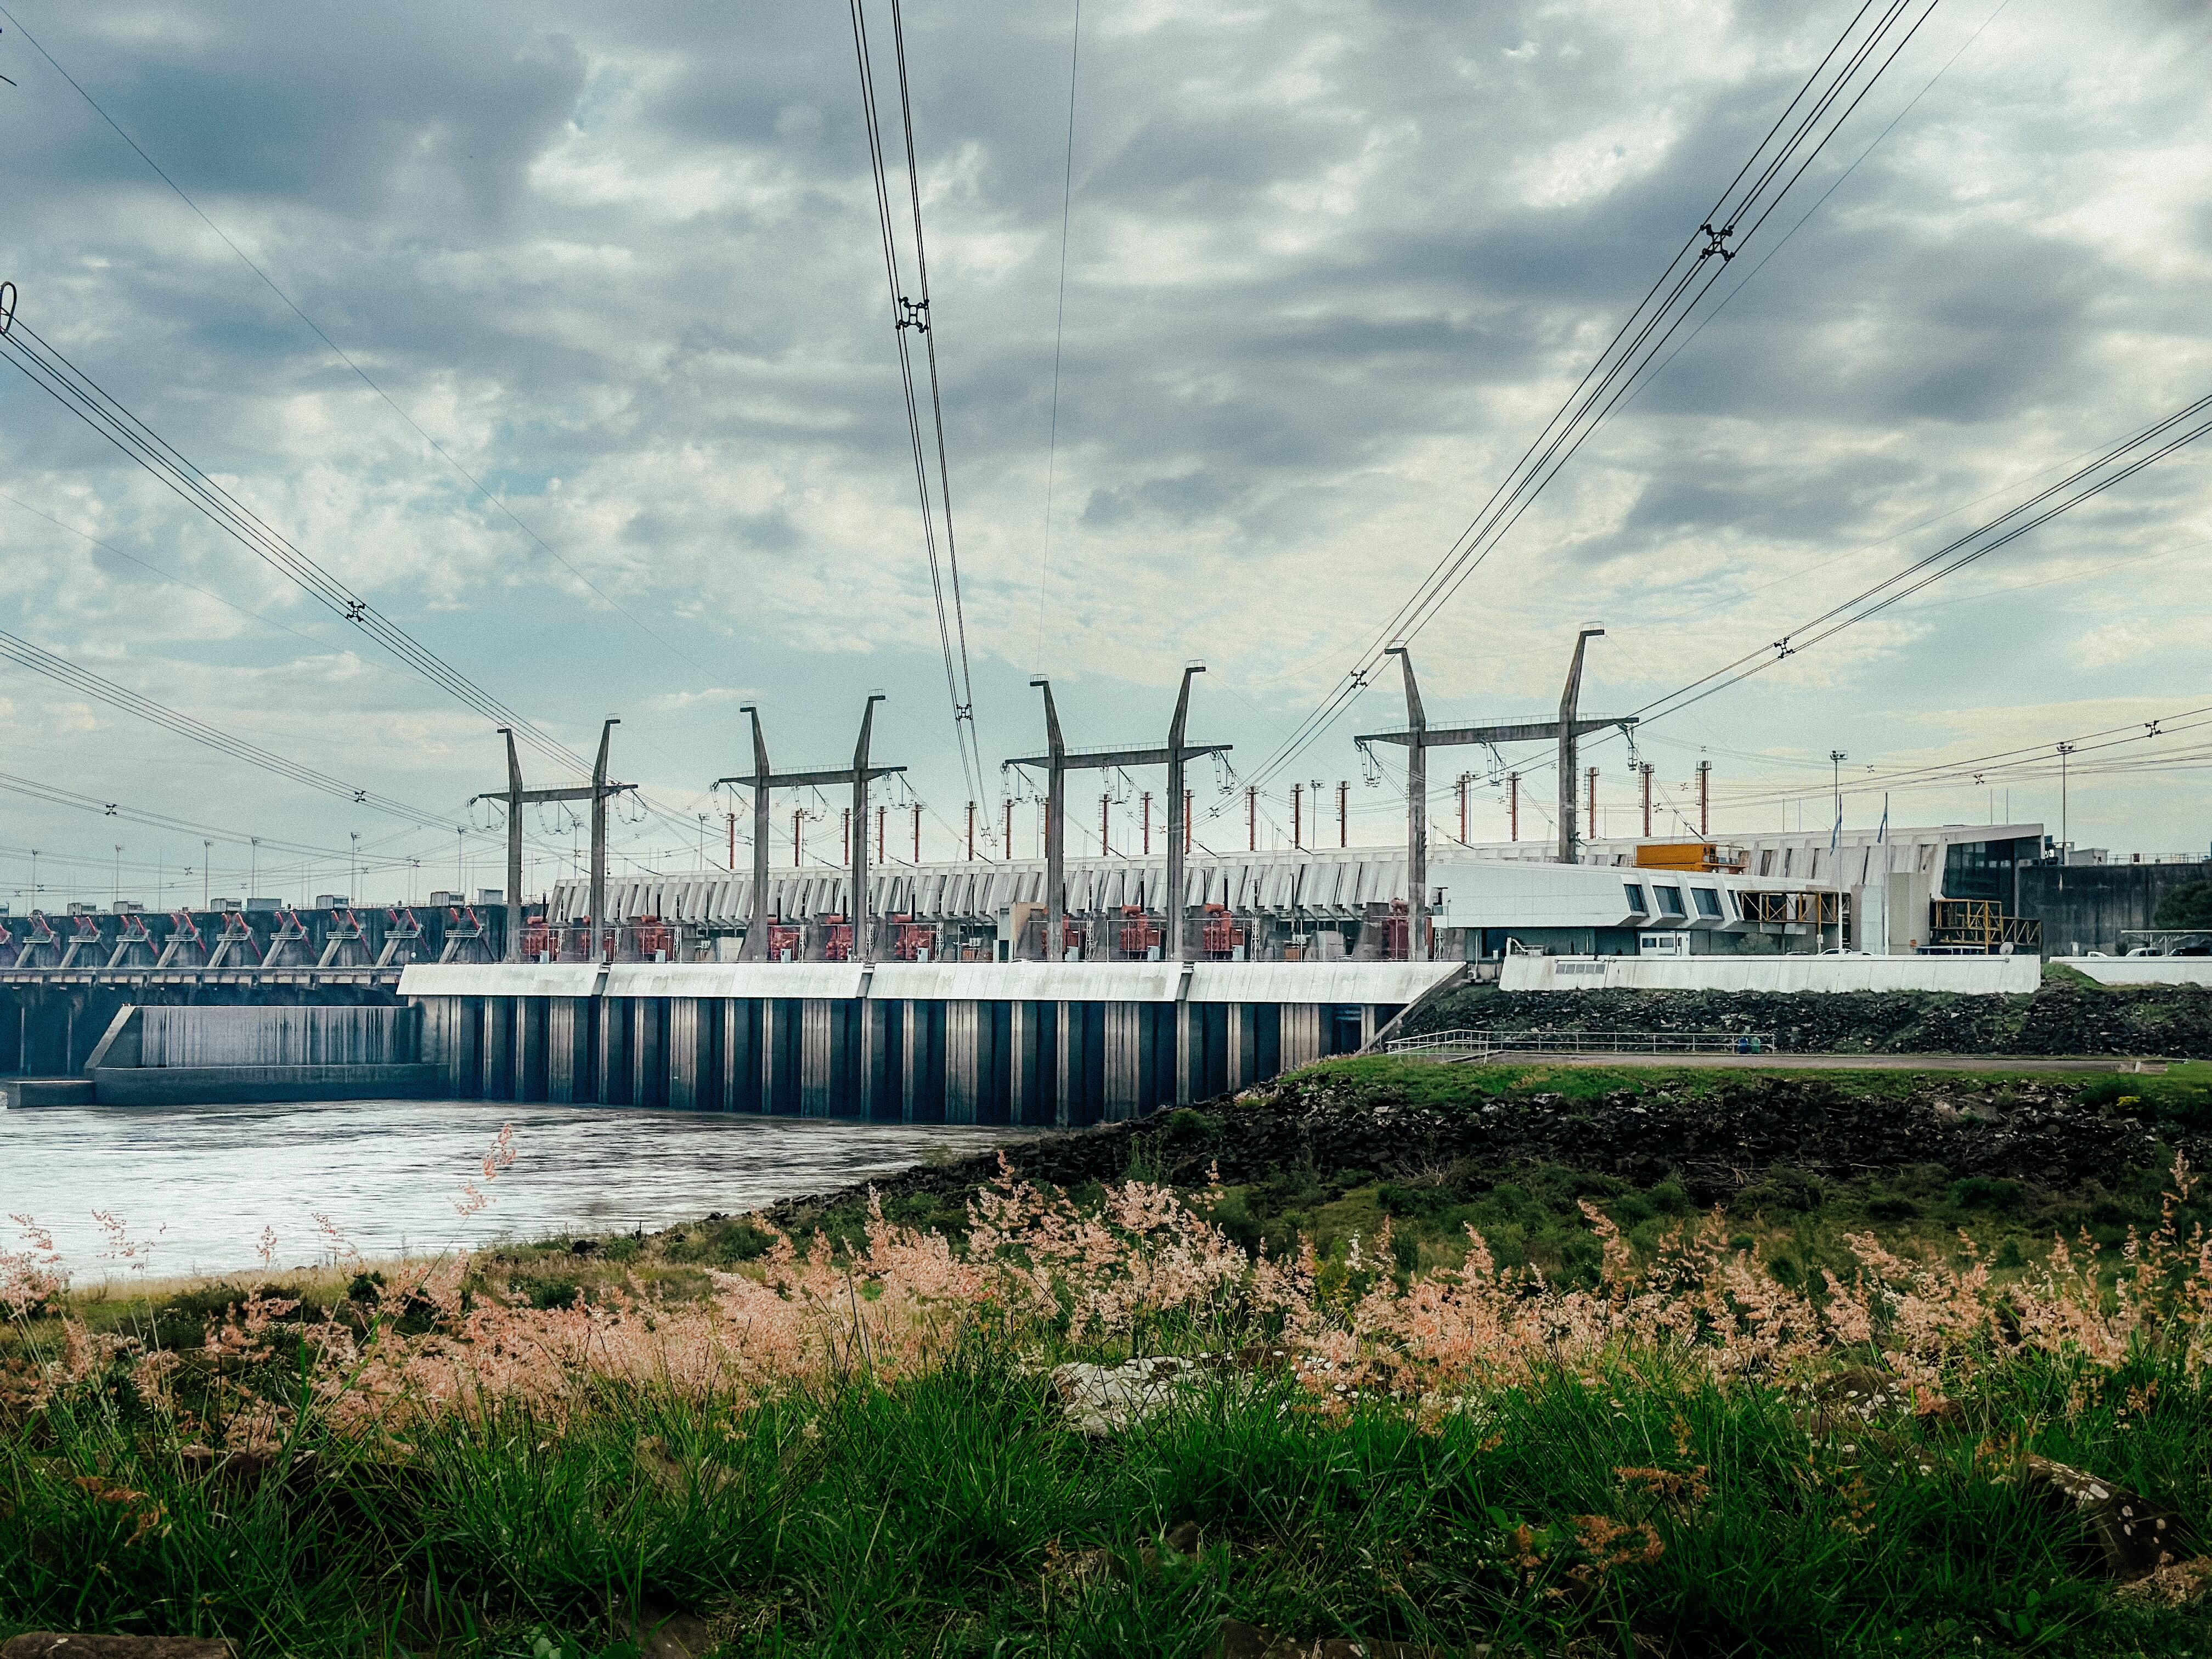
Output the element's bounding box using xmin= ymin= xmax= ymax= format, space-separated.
xmin=1047 ymin=1356 xmax=1206 ymax=1435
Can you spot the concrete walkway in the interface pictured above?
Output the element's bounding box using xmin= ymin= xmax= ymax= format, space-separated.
xmin=1439 ymin=1051 xmax=2169 ymax=1075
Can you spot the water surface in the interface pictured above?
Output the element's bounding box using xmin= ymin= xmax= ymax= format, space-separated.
xmin=0 ymin=1098 xmax=1022 ymax=1279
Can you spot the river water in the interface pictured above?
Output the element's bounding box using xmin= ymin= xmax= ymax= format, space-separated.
xmin=0 ymin=1099 xmax=1022 ymax=1280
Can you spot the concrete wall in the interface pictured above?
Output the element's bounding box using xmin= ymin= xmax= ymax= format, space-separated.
xmin=2056 ymin=957 xmax=2212 ymax=987
xmin=2019 ymin=864 xmax=2209 ymax=957
xmin=91 ymin=1063 xmax=442 ymax=1105
xmin=74 ymin=1001 xmax=435 ymax=1105
xmin=2 ymin=981 xmax=403 ymax=1079
xmin=1499 ymin=954 xmax=2043 ymax=994
xmin=136 ymin=1004 xmax=416 ymax=1068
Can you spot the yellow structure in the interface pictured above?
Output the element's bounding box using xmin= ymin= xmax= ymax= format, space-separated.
xmin=1633 ymin=842 xmax=1747 ymax=873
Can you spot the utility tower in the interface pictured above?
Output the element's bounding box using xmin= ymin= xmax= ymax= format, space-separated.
xmin=1003 ymin=666 xmax=1229 ymax=962
xmin=1356 ymin=630 xmax=1635 ymax=957
xmin=471 ymin=720 xmax=633 ymax=961
xmin=716 ymin=695 xmax=905 ymax=962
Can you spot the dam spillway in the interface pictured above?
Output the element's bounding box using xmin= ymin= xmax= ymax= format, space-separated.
xmin=399 ymin=960 xmax=1459 ymax=1125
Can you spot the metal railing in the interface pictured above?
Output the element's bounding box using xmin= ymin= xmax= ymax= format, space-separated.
xmin=1386 ymin=1026 xmax=1779 ymax=1059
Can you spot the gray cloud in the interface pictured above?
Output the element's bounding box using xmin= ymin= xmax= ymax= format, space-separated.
xmin=0 ymin=0 xmax=2207 ymax=889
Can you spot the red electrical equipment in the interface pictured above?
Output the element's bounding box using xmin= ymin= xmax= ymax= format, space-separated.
xmin=766 ymin=923 xmax=802 ymax=962
xmin=562 ymin=916 xmax=610 ymax=962
xmin=1200 ymin=903 xmax=1244 ymax=960
xmin=822 ymin=919 xmax=853 ymax=962
xmin=633 ymin=915 xmax=674 ymax=959
xmin=522 ymin=918 xmax=556 ymax=959
xmin=1117 ymin=905 xmax=1161 ymax=957
xmin=893 ymin=922 xmax=935 ymax=961
xmin=1382 ymin=899 xmax=1414 ymax=962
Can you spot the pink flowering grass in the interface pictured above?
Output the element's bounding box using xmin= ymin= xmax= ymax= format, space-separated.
xmin=8 ymin=1153 xmax=2212 ymax=1654
xmin=14 ymin=1153 xmax=2212 ymax=1434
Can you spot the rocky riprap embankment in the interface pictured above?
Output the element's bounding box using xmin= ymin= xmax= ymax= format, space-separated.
xmin=1409 ymin=982 xmax=2212 ymax=1058
xmin=762 ymin=1070 xmax=2178 ymax=1227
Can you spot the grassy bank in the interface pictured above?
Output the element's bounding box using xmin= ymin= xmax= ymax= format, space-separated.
xmin=9 ymin=1347 xmax=2211 ymax=1656
xmin=758 ymin=1058 xmax=2212 ymax=1295
xmin=11 ymin=1059 xmax=2212 ymax=1655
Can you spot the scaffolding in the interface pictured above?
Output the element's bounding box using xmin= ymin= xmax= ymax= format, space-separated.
xmin=1930 ymin=899 xmax=2041 ymax=952
xmin=1736 ymin=889 xmax=1847 ymax=927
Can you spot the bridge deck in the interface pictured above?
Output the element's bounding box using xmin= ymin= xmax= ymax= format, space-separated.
xmin=0 ymin=966 xmax=404 ymax=989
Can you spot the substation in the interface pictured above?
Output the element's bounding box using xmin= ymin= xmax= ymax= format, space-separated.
xmin=5 ymin=631 xmax=2169 ymax=1118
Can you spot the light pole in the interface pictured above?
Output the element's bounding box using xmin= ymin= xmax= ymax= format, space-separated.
xmin=1829 ymin=751 xmax=1847 ymax=850
xmin=112 ymin=844 xmax=122 ymax=909
xmin=202 ymin=840 xmax=212 ymax=910
xmin=349 ymin=831 xmax=359 ymax=904
xmin=2057 ymin=742 xmax=2076 ymax=853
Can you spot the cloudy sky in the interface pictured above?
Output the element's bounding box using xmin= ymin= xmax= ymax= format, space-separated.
xmin=1 ymin=0 xmax=2208 ymax=909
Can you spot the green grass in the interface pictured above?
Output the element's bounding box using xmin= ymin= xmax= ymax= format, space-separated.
xmin=7 ymin=1345 xmax=2211 ymax=1656
xmin=17 ymin=1059 xmax=2212 ymax=1654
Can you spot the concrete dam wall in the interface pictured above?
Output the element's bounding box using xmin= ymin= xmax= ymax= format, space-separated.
xmin=85 ymin=1003 xmax=438 ymax=1104
xmin=401 ymin=960 xmax=1462 ymax=1126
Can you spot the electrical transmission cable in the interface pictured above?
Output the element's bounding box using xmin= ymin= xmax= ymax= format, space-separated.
xmin=1471 ymin=389 xmax=2212 ymax=806
xmin=1227 ymin=0 xmax=1945 ymax=805
xmin=0 ymin=313 xmax=590 ymax=778
xmin=0 ymin=768 xmax=425 ymax=864
xmin=0 ymin=626 xmax=457 ymax=828
xmin=1630 ymin=391 xmax=2212 ymax=728
xmin=0 ymin=13 xmax=868 ymax=867
xmin=0 ymin=489 xmax=331 ymax=647
xmin=848 ymin=0 xmax=993 ymax=829
xmin=0 ymin=1 xmax=719 ymax=681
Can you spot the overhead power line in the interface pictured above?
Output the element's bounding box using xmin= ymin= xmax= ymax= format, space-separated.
xmin=1229 ymin=0 xmax=1946 ymax=805
xmin=848 ymin=0 xmax=994 ymax=831
xmin=0 ymin=0 xmax=719 ymax=682
xmin=0 ymin=312 xmax=589 ymax=778
xmin=0 ymin=768 xmax=426 ymax=863
xmin=0 ymin=625 xmax=456 ymax=828
xmin=1631 ymin=390 xmax=2212 ymax=728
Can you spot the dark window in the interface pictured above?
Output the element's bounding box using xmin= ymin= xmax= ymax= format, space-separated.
xmin=1692 ymin=888 xmax=1723 ymax=918
xmin=1623 ymin=882 xmax=1647 ymax=913
xmin=1656 ymin=885 xmax=1685 ymax=917
xmin=1942 ymin=838 xmax=2028 ymax=902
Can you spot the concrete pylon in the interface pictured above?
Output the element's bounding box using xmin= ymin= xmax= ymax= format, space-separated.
xmin=1031 ymin=678 xmax=1068 ymax=962
xmin=589 ymin=718 xmax=618 ymax=958
xmin=740 ymin=704 xmax=772 ymax=961
xmin=1385 ymin=646 xmax=1429 ymax=959
xmin=501 ymin=729 xmax=523 ymax=962
xmin=852 ymin=692 xmax=885 ymax=963
xmin=1165 ymin=664 xmax=1202 ymax=962
xmin=1557 ymin=628 xmax=1602 ymax=866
